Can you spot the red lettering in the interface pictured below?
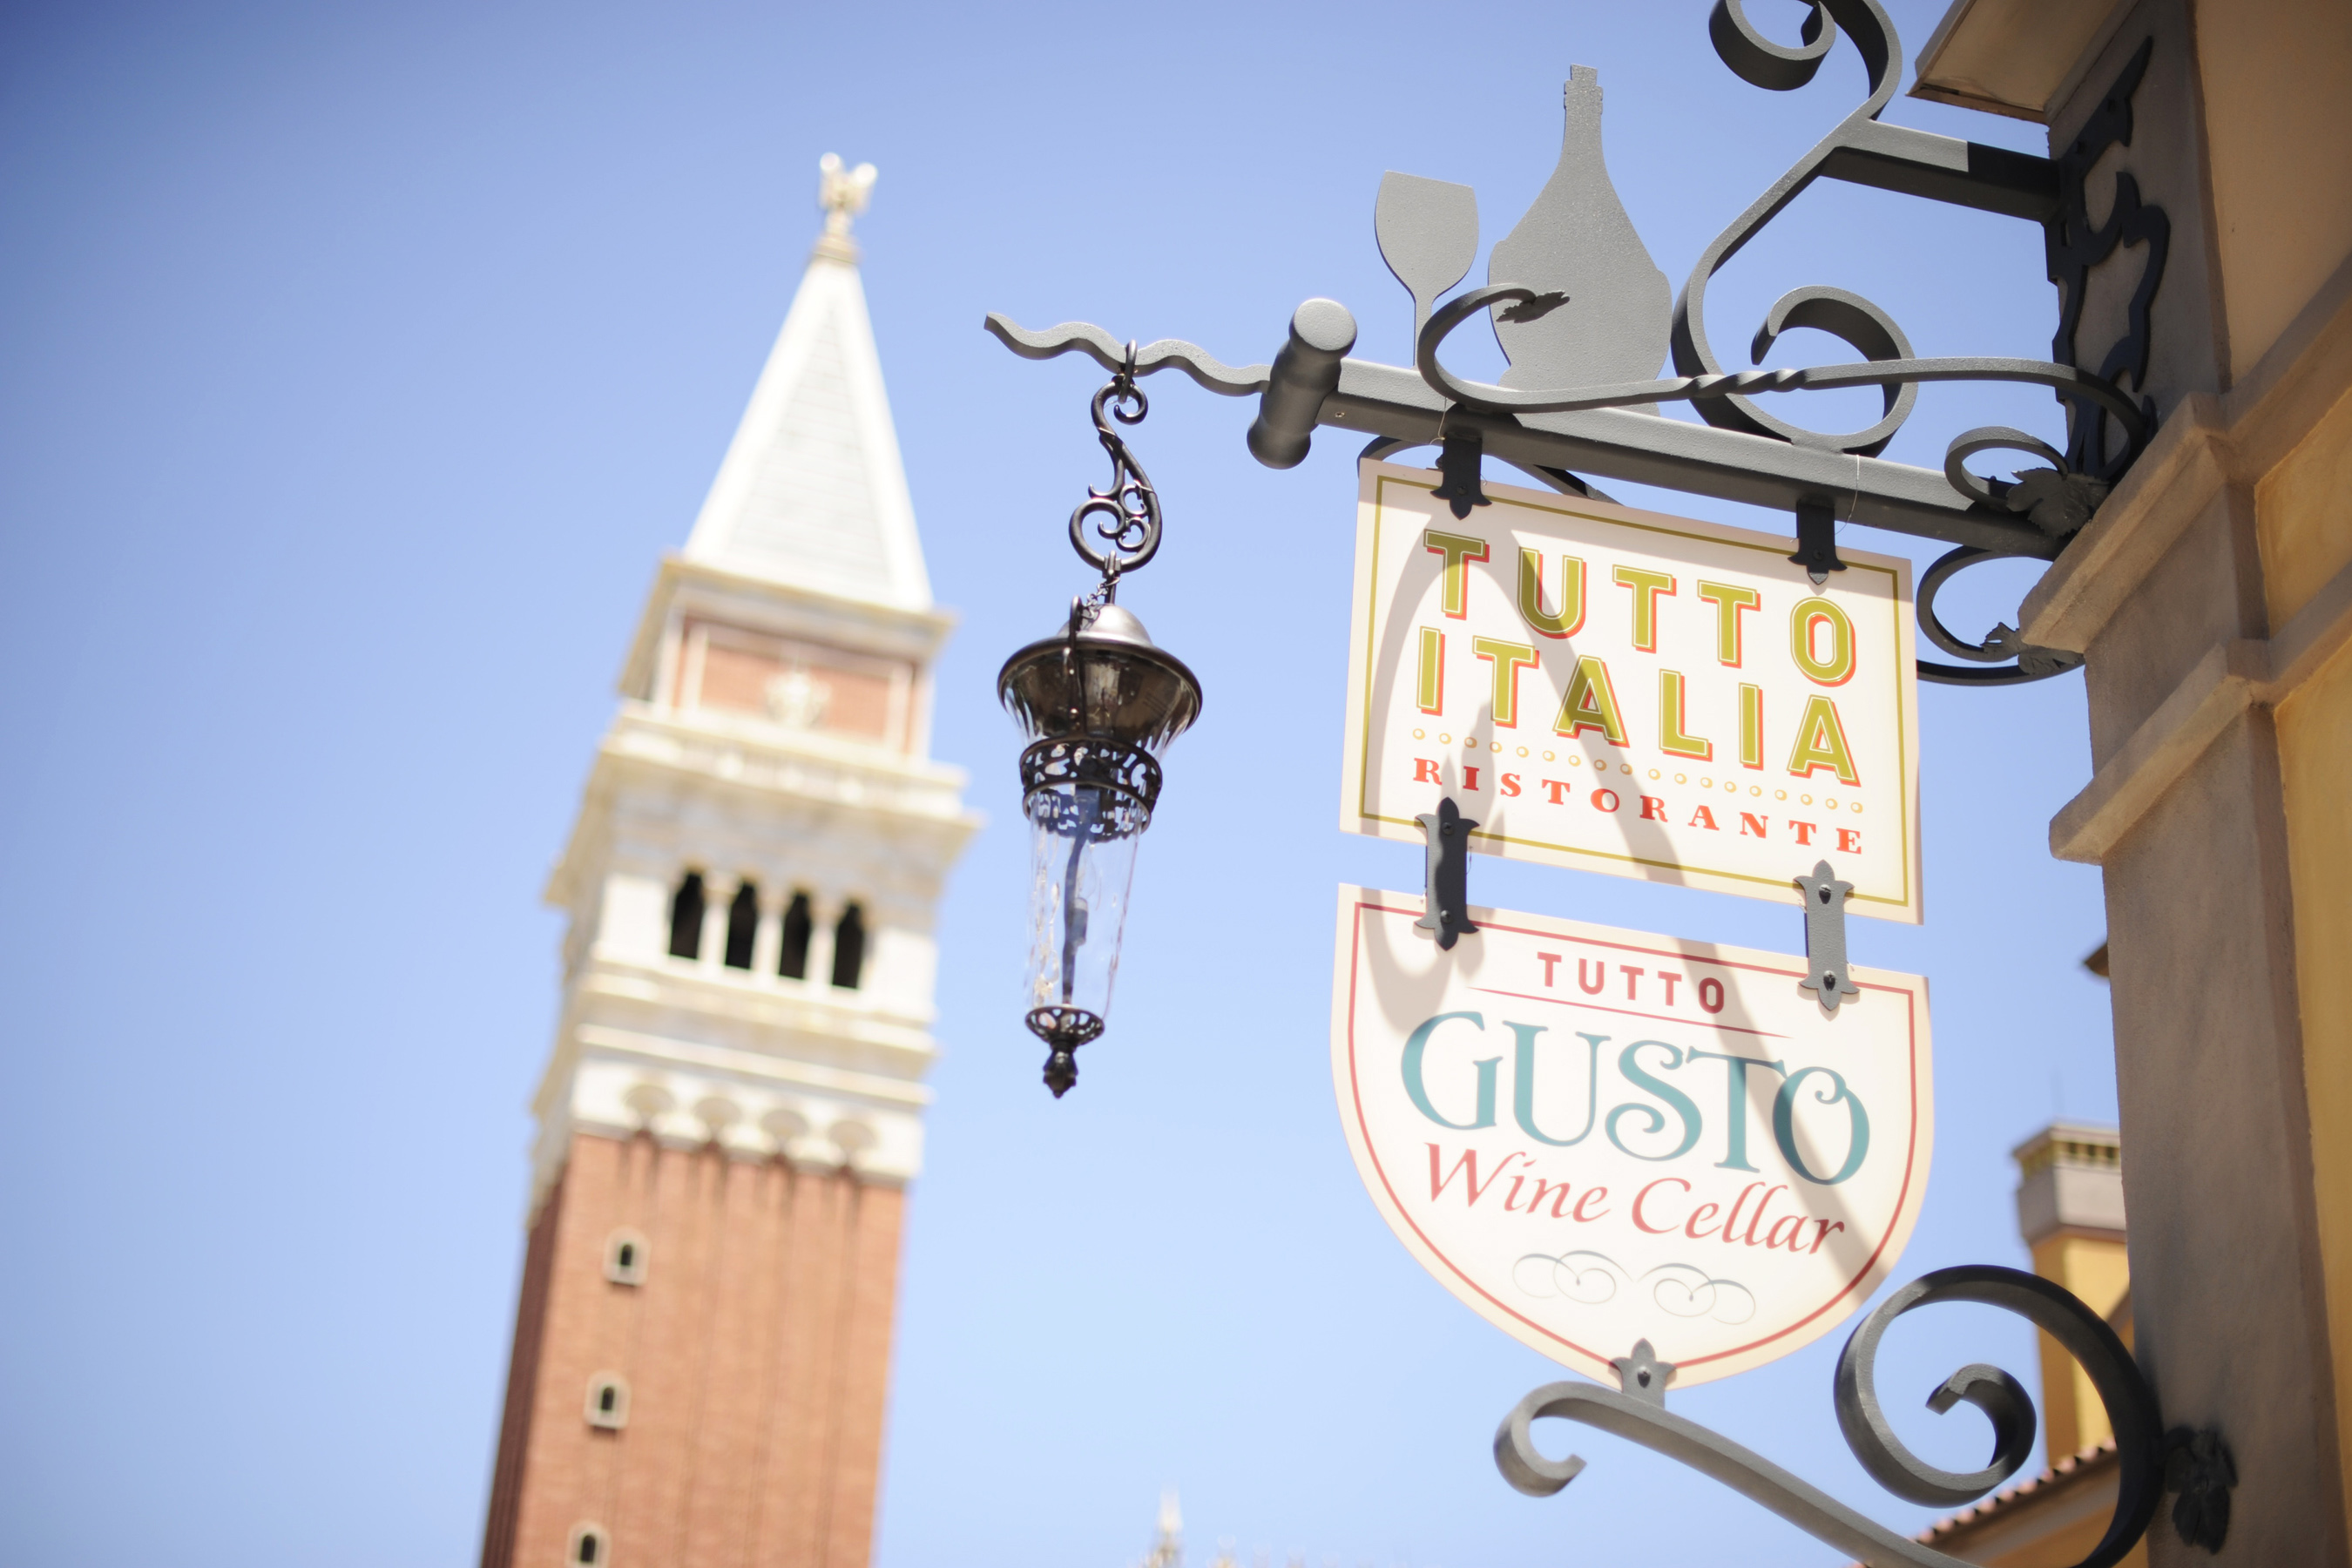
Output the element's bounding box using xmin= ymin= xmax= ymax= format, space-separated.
xmin=1639 ymin=794 xmax=1668 ymax=821
xmin=1573 ymin=1186 xmax=1611 ymax=1222
xmin=1836 ymin=827 xmax=1862 ymax=854
xmin=1501 ymin=772 xmax=1522 ymax=797
xmin=1414 ymin=758 xmax=1443 ymax=784
xmin=1524 ymin=1177 xmax=1574 ymax=1219
xmin=1683 ymin=1201 xmax=1720 ymax=1240
xmin=1428 ymin=1146 xmax=1523 ymax=1205
xmin=1620 ymin=965 xmax=1645 ymax=1000
xmin=1503 ymin=1174 xmax=1531 ymax=1211
xmin=1591 ymin=787 xmax=1620 ymax=813
xmin=1659 ymin=972 xmax=1681 ymax=1005
xmin=1689 ymin=805 xmax=1720 ymax=830
xmin=1463 ymin=765 xmax=1482 ymax=791
xmin=1538 ymin=952 xmax=1562 ymax=987
xmin=1742 ymin=1184 xmax=1787 ymax=1247
xmin=1766 ymin=1214 xmax=1807 ymax=1252
xmin=1720 ymin=1181 xmax=1762 ymax=1242
xmin=1790 ymin=819 xmax=1817 ymax=845
xmin=1540 ymin=777 xmax=1572 ymax=804
xmin=1739 ymin=813 xmax=1768 ymax=836
xmin=1578 ymin=959 xmax=1607 ymax=995
xmin=1632 ymin=1178 xmax=1691 ymax=1234
xmin=1810 ymin=1218 xmax=1847 ymax=1254
xmin=1698 ymin=977 xmax=1726 ymax=1013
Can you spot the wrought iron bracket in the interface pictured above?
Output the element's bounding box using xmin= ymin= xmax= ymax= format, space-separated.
xmin=1414 ymin=796 xmax=1479 ymax=950
xmin=1495 ymin=1264 xmax=2164 ymax=1568
xmin=1795 ymin=860 xmax=1855 ymax=1010
xmin=985 ymin=0 xmax=2173 ymax=691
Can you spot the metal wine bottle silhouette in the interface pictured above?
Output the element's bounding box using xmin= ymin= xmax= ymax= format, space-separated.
xmin=1489 ymin=65 xmax=1669 ymax=389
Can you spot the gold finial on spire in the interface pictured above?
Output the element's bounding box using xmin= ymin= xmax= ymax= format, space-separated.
xmin=814 ymin=152 xmax=877 ymax=262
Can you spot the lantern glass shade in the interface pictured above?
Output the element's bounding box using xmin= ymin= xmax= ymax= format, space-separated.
xmin=1023 ymin=767 xmax=1148 ymax=1037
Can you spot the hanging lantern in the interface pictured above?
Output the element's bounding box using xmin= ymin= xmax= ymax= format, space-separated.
xmin=997 ymin=353 xmax=1203 ymax=1097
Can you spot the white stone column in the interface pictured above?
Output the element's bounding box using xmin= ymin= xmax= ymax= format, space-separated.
xmin=806 ymin=893 xmax=838 ymax=990
xmin=699 ymin=883 xmax=728 ymax=970
xmin=750 ymin=886 xmax=782 ymax=977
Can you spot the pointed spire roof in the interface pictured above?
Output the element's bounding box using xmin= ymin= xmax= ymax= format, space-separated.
xmin=682 ymin=155 xmax=933 ymax=612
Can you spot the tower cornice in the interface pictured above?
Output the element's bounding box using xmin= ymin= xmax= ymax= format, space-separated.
xmin=616 ymin=554 xmax=956 ymax=705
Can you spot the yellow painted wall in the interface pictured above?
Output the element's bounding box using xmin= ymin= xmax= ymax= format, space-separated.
xmin=2280 ymin=634 xmax=2352 ymax=1524
xmin=2031 ymin=1233 xmax=2132 ymax=1456
xmin=2196 ymin=0 xmax=2352 ymax=382
xmin=2256 ymin=387 xmax=2352 ymax=630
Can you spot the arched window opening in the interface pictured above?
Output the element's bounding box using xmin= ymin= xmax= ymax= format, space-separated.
xmin=779 ymin=891 xmax=814 ymax=979
xmin=604 ymin=1229 xmax=647 ymax=1286
xmin=831 ymin=903 xmax=867 ymax=990
xmin=723 ymin=881 xmax=759 ymax=970
xmin=667 ymin=872 xmax=706 ymax=960
xmin=585 ymin=1373 xmax=630 ymax=1429
xmin=569 ymin=1524 xmax=608 ymax=1566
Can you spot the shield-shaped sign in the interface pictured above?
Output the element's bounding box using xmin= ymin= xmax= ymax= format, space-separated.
xmin=1330 ymin=886 xmax=1931 ymax=1384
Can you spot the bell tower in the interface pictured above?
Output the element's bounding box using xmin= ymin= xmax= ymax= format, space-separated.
xmin=481 ymin=158 xmax=976 ymax=1568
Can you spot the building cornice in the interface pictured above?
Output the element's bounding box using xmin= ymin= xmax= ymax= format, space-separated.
xmin=1909 ymin=0 xmax=2133 ymax=124
xmin=544 ymin=706 xmax=981 ymax=907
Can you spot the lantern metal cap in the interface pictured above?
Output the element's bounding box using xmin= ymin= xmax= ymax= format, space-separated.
xmin=997 ymin=598 xmax=1203 ymax=749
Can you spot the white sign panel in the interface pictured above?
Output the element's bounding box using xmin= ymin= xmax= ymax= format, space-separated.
xmin=1341 ymin=462 xmax=1923 ymax=923
xmin=1330 ymin=887 xmax=1931 ymax=1385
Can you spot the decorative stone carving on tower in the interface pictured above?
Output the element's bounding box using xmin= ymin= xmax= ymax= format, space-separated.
xmin=481 ymin=157 xmax=977 ymax=1568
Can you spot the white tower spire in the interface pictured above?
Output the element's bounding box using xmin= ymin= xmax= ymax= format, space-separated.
xmin=682 ymin=153 xmax=931 ymax=611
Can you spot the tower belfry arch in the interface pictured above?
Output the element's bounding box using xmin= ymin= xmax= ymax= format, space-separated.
xmin=481 ymin=159 xmax=977 ymax=1568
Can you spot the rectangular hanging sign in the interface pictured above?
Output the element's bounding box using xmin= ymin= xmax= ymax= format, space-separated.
xmin=1330 ymin=886 xmax=1932 ymax=1386
xmin=1340 ymin=461 xmax=1923 ymax=923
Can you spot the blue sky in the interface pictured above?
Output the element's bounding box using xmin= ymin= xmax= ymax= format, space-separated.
xmin=0 ymin=3 xmax=2120 ymax=1565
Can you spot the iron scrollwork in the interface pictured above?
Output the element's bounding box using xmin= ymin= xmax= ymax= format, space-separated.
xmin=2048 ymin=37 xmax=2168 ymax=483
xmin=1409 ymin=0 xmax=2163 ymax=685
xmin=1495 ymin=1264 xmax=2164 ymax=1568
xmin=982 ymin=4 xmax=2171 ymax=689
xmin=1070 ymin=344 xmax=1164 ymax=584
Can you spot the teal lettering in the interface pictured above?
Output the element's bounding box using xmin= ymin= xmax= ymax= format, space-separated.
xmin=1510 ymin=1025 xmax=1604 ymax=1146
xmin=1772 ymin=1065 xmax=1870 ymax=1184
xmin=1605 ymin=1041 xmax=1703 ymax=1162
xmin=1402 ymin=1011 xmax=1499 ymax=1130
xmin=1686 ymin=1051 xmax=1788 ymax=1172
